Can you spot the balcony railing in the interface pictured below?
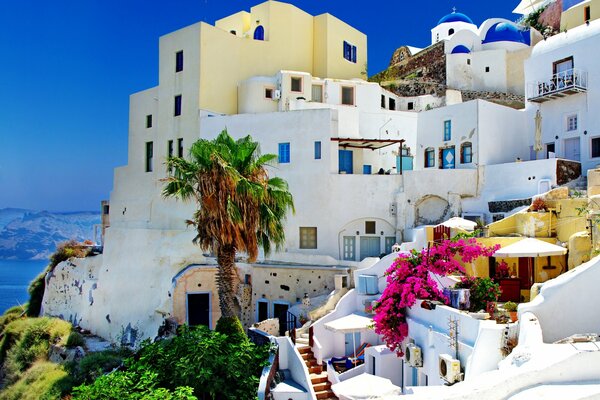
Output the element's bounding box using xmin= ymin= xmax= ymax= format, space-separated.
xmin=527 ymin=68 xmax=588 ymax=102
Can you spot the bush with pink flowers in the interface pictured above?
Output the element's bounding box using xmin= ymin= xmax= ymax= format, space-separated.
xmin=373 ymin=238 xmax=499 ymax=356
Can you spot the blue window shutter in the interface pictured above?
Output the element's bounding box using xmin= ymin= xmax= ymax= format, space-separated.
xmin=352 ymin=46 xmax=357 ymax=63
xmin=314 ymin=141 xmax=321 ymax=159
xmin=278 ymin=143 xmax=290 ymax=163
xmin=365 ymin=275 xmax=378 ymax=295
xmin=357 ymin=275 xmax=367 ymax=295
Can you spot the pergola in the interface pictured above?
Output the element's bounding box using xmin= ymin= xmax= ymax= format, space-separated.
xmin=331 ymin=138 xmax=406 ymax=174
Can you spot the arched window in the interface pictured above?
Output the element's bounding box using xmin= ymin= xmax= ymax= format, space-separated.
xmin=253 ymin=25 xmax=265 ymax=41
xmin=425 ymin=148 xmax=435 ymax=168
xmin=461 ymin=142 xmax=473 ymax=164
xmin=449 ymin=28 xmax=455 ymax=35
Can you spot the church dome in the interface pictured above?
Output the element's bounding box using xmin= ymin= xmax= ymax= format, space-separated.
xmin=438 ymin=12 xmax=474 ymax=25
xmin=483 ymin=22 xmax=527 ymax=44
xmin=451 ymin=45 xmax=471 ymax=54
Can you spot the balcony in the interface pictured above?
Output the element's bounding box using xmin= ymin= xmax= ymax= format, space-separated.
xmin=527 ymin=69 xmax=588 ymax=103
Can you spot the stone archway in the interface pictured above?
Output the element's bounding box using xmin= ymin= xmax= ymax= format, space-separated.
xmin=414 ymin=195 xmax=452 ymax=226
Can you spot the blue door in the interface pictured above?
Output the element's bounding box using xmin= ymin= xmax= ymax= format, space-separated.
xmin=442 ymin=147 xmax=455 ymax=169
xmin=360 ymin=237 xmax=381 ymax=260
xmin=396 ymin=156 xmax=413 ymax=172
xmin=345 ymin=332 xmax=361 ymax=356
xmin=339 ymin=150 xmax=353 ymax=174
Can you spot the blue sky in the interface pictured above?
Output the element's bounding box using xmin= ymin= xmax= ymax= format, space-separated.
xmin=0 ymin=0 xmax=518 ymax=212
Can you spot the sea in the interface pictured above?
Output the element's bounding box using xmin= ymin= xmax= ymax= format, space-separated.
xmin=0 ymin=259 xmax=49 ymax=314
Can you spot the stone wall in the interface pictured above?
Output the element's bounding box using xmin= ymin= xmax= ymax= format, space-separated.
xmin=539 ymin=0 xmax=563 ymax=33
xmin=461 ymin=90 xmax=525 ymax=109
xmin=557 ymin=160 xmax=582 ymax=185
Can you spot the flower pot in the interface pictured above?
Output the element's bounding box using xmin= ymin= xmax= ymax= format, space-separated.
xmin=509 ymin=311 xmax=518 ymax=323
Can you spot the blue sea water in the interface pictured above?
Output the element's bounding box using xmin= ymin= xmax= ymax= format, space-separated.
xmin=0 ymin=259 xmax=48 ymax=314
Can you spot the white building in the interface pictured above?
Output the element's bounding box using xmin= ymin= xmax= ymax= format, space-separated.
xmin=525 ymin=19 xmax=598 ymax=174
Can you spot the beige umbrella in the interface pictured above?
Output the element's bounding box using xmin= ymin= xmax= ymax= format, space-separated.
xmin=513 ymin=0 xmax=546 ymax=15
xmin=441 ymin=217 xmax=477 ymax=231
xmin=534 ymin=110 xmax=543 ymax=153
xmin=331 ymin=373 xmax=402 ymax=400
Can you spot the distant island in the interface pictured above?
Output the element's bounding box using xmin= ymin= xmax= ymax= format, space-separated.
xmin=0 ymin=208 xmax=101 ymax=260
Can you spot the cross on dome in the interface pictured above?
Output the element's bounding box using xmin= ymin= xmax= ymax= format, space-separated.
xmin=452 ymin=6 xmax=457 ymax=13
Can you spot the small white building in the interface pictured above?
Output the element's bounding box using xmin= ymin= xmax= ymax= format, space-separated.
xmin=525 ymin=19 xmax=599 ymax=174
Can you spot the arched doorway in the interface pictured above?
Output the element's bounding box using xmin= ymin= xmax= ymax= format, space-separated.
xmin=253 ymin=25 xmax=265 ymax=40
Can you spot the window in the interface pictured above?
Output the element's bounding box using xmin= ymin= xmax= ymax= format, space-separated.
xmin=389 ymin=98 xmax=396 ymax=110
xmin=174 ymin=95 xmax=182 ymax=116
xmin=553 ymin=56 xmax=574 ymax=75
xmin=265 ymin=88 xmax=274 ymax=99
xmin=585 ymin=6 xmax=591 ymax=22
xmin=425 ymin=148 xmax=435 ymax=168
xmin=592 ymin=138 xmax=600 ymax=158
xmin=175 ymin=51 xmax=183 ymax=73
xmin=365 ymin=221 xmax=376 ymax=234
xmin=291 ymin=77 xmax=302 ymax=92
xmin=103 ymin=204 xmax=109 ymax=215
xmin=467 ymin=59 xmax=471 ymax=65
xmin=343 ymin=41 xmax=357 ymax=63
xmin=312 ymin=85 xmax=323 ymax=102
xmin=485 ymin=66 xmax=490 ymax=73
xmin=461 ymin=142 xmax=472 ymax=164
xmin=381 ymin=95 xmax=386 ymax=108
xmin=178 ymin=138 xmax=183 ymax=157
xmin=253 ymin=25 xmax=264 ymax=40
xmin=314 ymin=141 xmax=321 ymax=160
xmin=146 ymin=114 xmax=152 ymax=128
xmin=448 ymin=28 xmax=455 ymax=35
xmin=363 ymin=165 xmax=372 ymax=174
xmin=444 ymin=120 xmax=452 ymax=141
xmin=168 ymin=140 xmax=174 ymax=157
xmin=299 ymin=227 xmax=317 ymax=249
xmin=230 ymin=30 xmax=237 ymax=35
xmin=567 ymin=114 xmax=578 ymax=131
xmin=278 ymin=143 xmax=290 ymax=163
xmin=436 ymin=33 xmax=439 ymax=42
xmin=145 ymin=142 xmax=153 ymax=172
xmin=546 ymin=142 xmax=555 ymax=158
xmin=341 ymin=86 xmax=354 ymax=106
xmin=407 ymin=102 xmax=414 ymax=110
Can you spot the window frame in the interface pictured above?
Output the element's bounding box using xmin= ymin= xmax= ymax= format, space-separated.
xmin=178 ymin=138 xmax=184 ymax=157
xmin=425 ymin=148 xmax=435 ymax=168
xmin=553 ymin=56 xmax=574 ymax=75
xmin=444 ymin=120 xmax=452 ymax=141
xmin=341 ymin=86 xmax=355 ymax=106
xmin=567 ymin=114 xmax=578 ymax=132
xmin=264 ymin=87 xmax=274 ymax=100
xmin=299 ymin=227 xmax=317 ymax=249
xmin=175 ymin=50 xmax=184 ymax=73
xmin=290 ymin=77 xmax=303 ymax=93
xmin=278 ymin=142 xmax=290 ymax=164
xmin=591 ymin=137 xmax=600 ymax=159
xmin=365 ymin=221 xmax=376 ymax=234
xmin=546 ymin=142 xmax=556 ymax=159
xmin=145 ymin=141 xmax=153 ymax=173
xmin=585 ymin=6 xmax=591 ymax=22
xmin=460 ymin=142 xmax=473 ymax=164
xmin=407 ymin=102 xmax=414 ymax=110
xmin=311 ymin=84 xmax=324 ymax=102
xmin=314 ymin=141 xmax=322 ymax=160
xmin=388 ymin=97 xmax=396 ymax=111
xmin=146 ymin=114 xmax=152 ymax=128
xmin=174 ymin=95 xmax=182 ymax=117
xmin=343 ymin=41 xmax=357 ymax=63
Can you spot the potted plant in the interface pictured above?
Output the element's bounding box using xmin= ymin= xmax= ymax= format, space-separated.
xmin=503 ymin=301 xmax=518 ymax=322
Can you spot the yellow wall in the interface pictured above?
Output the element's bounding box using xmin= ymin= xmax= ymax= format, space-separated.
xmin=215 ymin=11 xmax=251 ymax=37
xmin=487 ymin=212 xmax=556 ymax=238
xmin=561 ymin=0 xmax=600 ymax=30
xmin=196 ymin=1 xmax=366 ymax=114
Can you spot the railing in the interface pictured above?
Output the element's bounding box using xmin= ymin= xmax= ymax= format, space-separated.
xmin=286 ymin=311 xmax=298 ymax=334
xmin=527 ymin=68 xmax=588 ymax=101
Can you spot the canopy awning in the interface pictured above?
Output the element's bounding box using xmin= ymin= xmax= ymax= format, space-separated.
xmin=332 ymin=138 xmax=405 ymax=151
xmin=331 ymin=373 xmax=402 ymax=399
xmin=494 ymin=238 xmax=567 ymax=258
xmin=324 ymin=313 xmax=373 ymax=333
xmin=513 ymin=0 xmax=547 ymax=14
xmin=440 ymin=217 xmax=477 ymax=231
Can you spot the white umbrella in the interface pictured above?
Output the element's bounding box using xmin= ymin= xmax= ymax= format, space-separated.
xmin=332 ymin=373 xmax=402 ymax=400
xmin=441 ymin=217 xmax=477 ymax=231
xmin=494 ymin=238 xmax=567 ymax=257
xmin=325 ymin=313 xmax=372 ymax=360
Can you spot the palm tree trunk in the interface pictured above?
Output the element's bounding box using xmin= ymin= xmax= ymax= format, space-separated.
xmin=216 ymin=245 xmax=239 ymax=319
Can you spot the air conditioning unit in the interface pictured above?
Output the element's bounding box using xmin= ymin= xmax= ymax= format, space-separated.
xmin=273 ymin=89 xmax=281 ymax=99
xmin=404 ymin=343 xmax=423 ymax=368
xmin=439 ymin=354 xmax=461 ymax=384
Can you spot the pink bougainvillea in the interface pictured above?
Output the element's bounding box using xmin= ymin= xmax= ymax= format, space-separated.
xmin=373 ymin=238 xmax=499 ymax=356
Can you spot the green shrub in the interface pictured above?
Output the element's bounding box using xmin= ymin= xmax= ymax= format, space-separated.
xmin=215 ymin=316 xmax=245 ymax=338
xmin=26 ymin=271 xmax=48 ymax=317
xmin=0 ymin=305 xmax=26 ymax=334
xmin=0 ymin=361 xmax=74 ymax=400
xmin=67 ymin=350 xmax=125 ymax=385
xmin=66 ymin=331 xmax=85 ymax=348
xmin=49 ymin=240 xmax=90 ymax=270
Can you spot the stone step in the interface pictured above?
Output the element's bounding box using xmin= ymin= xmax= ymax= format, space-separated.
xmin=297 ymin=345 xmax=311 ymax=354
xmin=300 ymin=333 xmax=309 ymax=339
xmin=310 ymin=372 xmax=328 ymax=385
xmin=301 ymin=352 xmax=311 ymax=360
xmin=309 ymin=365 xmax=323 ymax=374
xmin=304 ymin=358 xmax=318 ymax=367
xmin=316 ymin=389 xmax=336 ymax=400
xmin=313 ymin=381 xmax=332 ymax=392
xmin=296 ymin=337 xmax=309 ymax=345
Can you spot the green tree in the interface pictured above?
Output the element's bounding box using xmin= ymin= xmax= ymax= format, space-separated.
xmin=162 ymin=130 xmax=294 ymax=324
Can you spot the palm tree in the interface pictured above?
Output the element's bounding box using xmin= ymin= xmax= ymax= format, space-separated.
xmin=162 ymin=129 xmax=294 ymax=324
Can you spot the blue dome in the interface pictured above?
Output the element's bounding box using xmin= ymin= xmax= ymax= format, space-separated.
xmin=451 ymin=45 xmax=471 ymax=54
xmin=483 ymin=22 xmax=528 ymax=44
xmin=438 ymin=12 xmax=474 ymax=25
